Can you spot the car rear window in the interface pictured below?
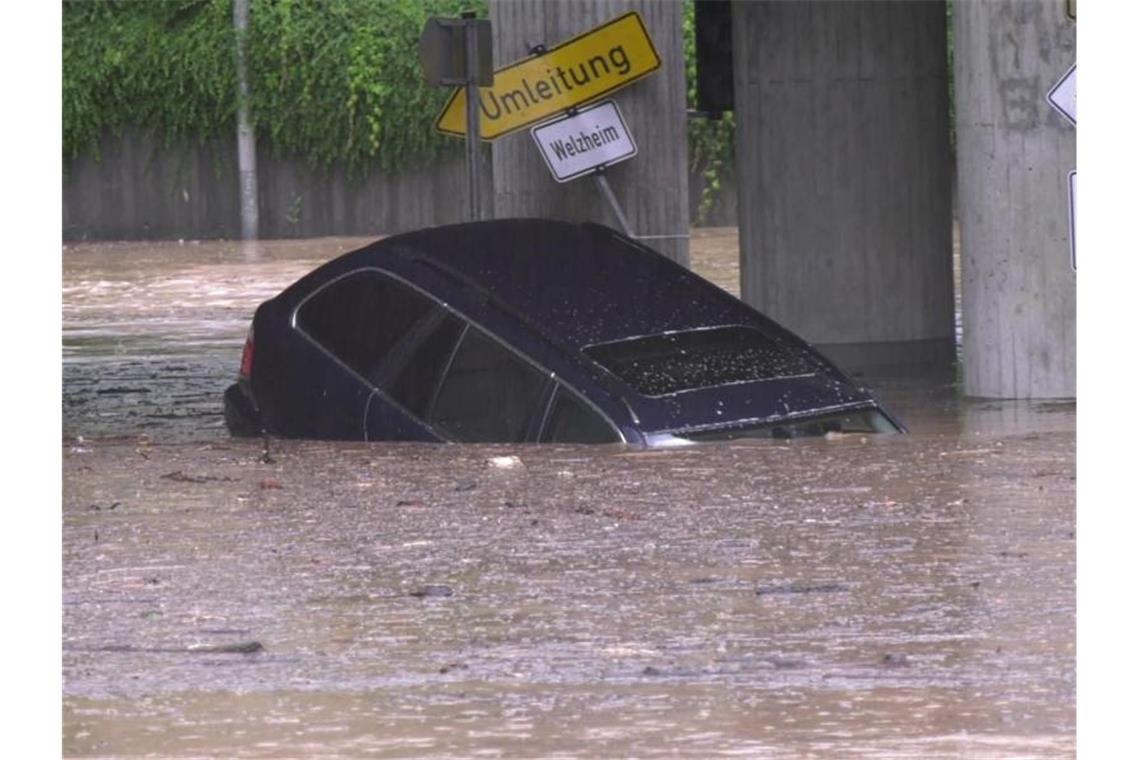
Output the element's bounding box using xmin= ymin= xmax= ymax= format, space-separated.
xmin=584 ymin=326 xmax=818 ymax=397
xmin=296 ymin=270 xmax=433 ymax=383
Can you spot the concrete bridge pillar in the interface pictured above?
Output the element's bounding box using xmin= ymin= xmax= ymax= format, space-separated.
xmin=954 ymin=0 xmax=1076 ymax=398
xmin=489 ymin=1 xmax=690 ymax=266
xmin=732 ymin=1 xmax=955 ymax=370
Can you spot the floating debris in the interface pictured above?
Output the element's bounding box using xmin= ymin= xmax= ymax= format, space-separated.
xmin=409 ymin=585 xmax=454 ymax=599
xmin=161 ymin=470 xmax=236 ymax=484
xmin=756 ymin=582 xmax=848 ymax=596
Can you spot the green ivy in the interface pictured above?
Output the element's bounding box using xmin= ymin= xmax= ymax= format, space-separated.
xmin=682 ymin=0 xmax=734 ymax=225
xmin=63 ymin=0 xmax=480 ymax=175
xmin=63 ymin=0 xmax=238 ymax=161
xmin=63 ymin=0 xmax=735 ymax=194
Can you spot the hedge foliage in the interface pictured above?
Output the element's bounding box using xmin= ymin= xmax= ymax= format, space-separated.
xmin=682 ymin=0 xmax=734 ymax=224
xmin=63 ymin=0 xmax=734 ymax=195
xmin=63 ymin=0 xmax=481 ymax=173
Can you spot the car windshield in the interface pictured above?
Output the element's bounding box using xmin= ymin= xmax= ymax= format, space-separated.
xmin=584 ymin=326 xmax=819 ymax=396
xmin=670 ymin=408 xmax=900 ymax=442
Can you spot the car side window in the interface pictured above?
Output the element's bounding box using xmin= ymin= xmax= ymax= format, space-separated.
xmin=540 ymin=386 xmax=620 ymax=444
xmin=296 ymin=270 xmax=434 ymax=383
xmin=387 ymin=311 xmax=465 ymax=419
xmin=430 ymin=326 xmax=546 ymax=442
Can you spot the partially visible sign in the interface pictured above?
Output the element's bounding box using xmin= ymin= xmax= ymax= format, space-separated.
xmin=1066 ymin=0 xmax=1076 ymax=21
xmin=436 ymin=11 xmax=661 ymax=140
xmin=419 ymin=17 xmax=493 ymax=87
xmin=1047 ymin=64 xmax=1076 ymax=126
xmin=1068 ymin=170 xmax=1076 ymax=271
xmin=531 ymin=100 xmax=637 ymax=182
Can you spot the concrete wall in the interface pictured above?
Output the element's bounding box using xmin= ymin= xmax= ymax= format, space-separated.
xmin=63 ymin=128 xmax=491 ymax=241
xmin=489 ymin=0 xmax=690 ymax=266
xmin=732 ymin=1 xmax=955 ymax=368
xmin=954 ymin=0 xmax=1076 ymax=399
xmin=62 ymin=128 xmax=733 ymax=241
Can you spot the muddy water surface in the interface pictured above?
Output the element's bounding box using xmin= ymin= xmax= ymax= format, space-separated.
xmin=63 ymin=238 xmax=362 ymax=441
xmin=62 ymin=234 xmax=1074 ymax=758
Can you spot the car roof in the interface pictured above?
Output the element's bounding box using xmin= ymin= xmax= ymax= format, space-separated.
xmin=346 ymin=218 xmax=759 ymax=351
xmin=278 ymin=219 xmax=875 ymax=436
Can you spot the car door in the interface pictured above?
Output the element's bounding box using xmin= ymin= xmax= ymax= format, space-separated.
xmin=363 ymin=304 xmax=466 ymax=442
xmin=425 ymin=322 xmax=551 ymax=443
xmin=291 ymin=268 xmax=436 ymax=439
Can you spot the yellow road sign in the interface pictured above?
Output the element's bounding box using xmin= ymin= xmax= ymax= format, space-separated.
xmin=435 ymin=11 xmax=661 ymax=141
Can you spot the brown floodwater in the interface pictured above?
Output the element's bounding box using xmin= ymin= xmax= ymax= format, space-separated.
xmin=62 ymin=233 xmax=1074 ymax=758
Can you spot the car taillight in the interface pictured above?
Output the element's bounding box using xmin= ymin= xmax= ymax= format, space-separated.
xmin=239 ymin=327 xmax=255 ymax=379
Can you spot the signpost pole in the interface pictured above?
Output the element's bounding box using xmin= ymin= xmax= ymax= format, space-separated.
xmin=592 ymin=170 xmax=633 ymax=237
xmin=233 ymin=0 xmax=258 ymax=241
xmin=463 ymin=12 xmax=483 ymax=221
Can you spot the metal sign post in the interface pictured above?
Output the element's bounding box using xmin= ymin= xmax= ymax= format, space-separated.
xmin=592 ymin=170 xmax=633 ymax=237
xmin=462 ymin=12 xmax=483 ymax=221
xmin=419 ymin=12 xmax=493 ymax=222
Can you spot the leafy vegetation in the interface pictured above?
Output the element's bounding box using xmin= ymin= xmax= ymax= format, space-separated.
xmin=63 ymin=0 xmax=736 ymax=198
xmin=681 ymin=0 xmax=734 ymax=224
xmin=63 ymin=0 xmax=238 ymax=161
xmin=63 ymin=0 xmax=480 ymax=173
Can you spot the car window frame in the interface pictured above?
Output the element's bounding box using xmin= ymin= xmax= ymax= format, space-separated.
xmin=290 ymin=266 xmax=626 ymax=444
xmin=291 ymin=266 xmax=439 ymax=386
xmin=536 ymin=382 xmax=624 ymax=445
xmin=412 ymin=319 xmax=470 ymax=427
xmin=427 ymin=322 xmax=554 ymax=443
xmin=370 ymin=303 xmax=455 ymax=389
xmin=375 ymin=307 xmax=468 ymax=416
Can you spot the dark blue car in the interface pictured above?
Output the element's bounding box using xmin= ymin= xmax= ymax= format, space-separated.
xmin=224 ymin=219 xmax=902 ymax=445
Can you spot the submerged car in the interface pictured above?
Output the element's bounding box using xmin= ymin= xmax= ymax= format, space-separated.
xmin=224 ymin=219 xmax=902 ymax=445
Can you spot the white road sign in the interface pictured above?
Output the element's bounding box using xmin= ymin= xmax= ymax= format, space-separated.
xmin=1047 ymin=64 xmax=1076 ymax=126
xmin=530 ymin=100 xmax=637 ymax=183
